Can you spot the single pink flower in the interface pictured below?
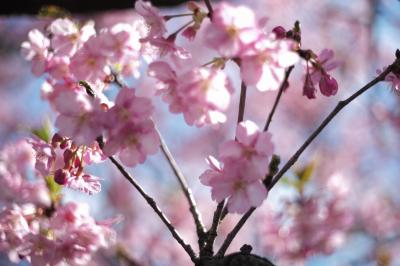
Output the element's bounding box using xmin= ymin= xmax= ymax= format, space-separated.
xmin=103 ymin=121 xmax=160 ymax=167
xmin=21 ymin=29 xmax=50 ymax=76
xmin=49 ymin=18 xmax=95 ymax=57
xmin=135 ymin=0 xmax=167 ymax=40
xmin=240 ymin=36 xmax=299 ymax=91
xmin=219 ymin=120 xmax=274 ymax=175
xmin=54 ymin=90 xmax=104 ymax=146
xmin=203 ymin=3 xmax=259 ymax=57
xmin=69 ymin=36 xmax=110 ymax=83
xmin=200 ymin=159 xmax=268 ymax=214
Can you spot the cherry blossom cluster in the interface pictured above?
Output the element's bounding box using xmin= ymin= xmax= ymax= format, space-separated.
xmin=0 ymin=140 xmax=115 ymax=265
xmin=30 ymin=134 xmax=104 ymax=195
xmin=200 ymin=121 xmax=274 ymax=213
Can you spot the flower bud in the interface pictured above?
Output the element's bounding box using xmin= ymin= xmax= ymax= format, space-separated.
xmin=54 ymin=169 xmax=69 ymax=185
xmin=319 ymin=73 xmax=338 ymax=96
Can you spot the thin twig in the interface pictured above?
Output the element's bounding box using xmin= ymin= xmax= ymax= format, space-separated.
xmin=108 ymin=156 xmax=198 ymax=262
xmin=216 ymin=207 xmax=255 ymax=257
xmin=268 ymin=63 xmax=395 ymax=190
xmin=237 ymin=81 xmax=247 ymax=124
xmin=264 ymin=66 xmax=295 ymax=131
xmin=111 ymin=71 xmax=206 ymax=251
xmin=156 ymin=126 xmax=207 ymax=247
xmin=204 ymin=0 xmax=213 ymax=18
xmin=216 ymin=60 xmax=397 ymax=258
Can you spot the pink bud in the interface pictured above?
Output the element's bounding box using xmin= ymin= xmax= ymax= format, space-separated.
xmin=272 ymin=26 xmax=286 ymax=39
xmin=303 ymin=74 xmax=317 ymax=99
xmin=51 ymin=133 xmax=63 ymax=147
xmin=319 ymin=73 xmax=338 ymax=96
xmin=182 ymin=26 xmax=197 ymax=41
xmin=54 ymin=169 xmax=69 ymax=185
xmin=63 ymin=149 xmax=74 ymax=167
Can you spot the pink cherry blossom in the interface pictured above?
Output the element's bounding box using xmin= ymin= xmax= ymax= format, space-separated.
xmin=54 ymin=90 xmax=104 ymax=146
xmin=0 ymin=205 xmax=31 ymax=262
xmin=0 ymin=141 xmax=51 ymax=207
xmin=49 ymin=18 xmax=95 ymax=57
xmin=200 ymin=158 xmax=268 ymax=214
xmin=20 ymin=29 xmax=50 ymax=76
xmin=100 ymin=23 xmax=142 ymax=63
xmin=260 ymin=195 xmax=353 ymax=264
xmin=69 ymin=36 xmax=110 ymax=82
xmin=304 ymin=49 xmax=339 ymax=98
xmin=103 ymin=121 xmax=160 ymax=167
xmin=219 ymin=120 xmax=274 ymax=175
xmin=149 ymin=62 xmax=233 ymax=126
xmin=241 ymin=36 xmax=299 ymax=91
xmin=203 ymin=2 xmax=259 ymax=58
xmin=135 ymin=0 xmax=167 ymax=40
xmin=104 ymin=87 xmax=154 ymax=126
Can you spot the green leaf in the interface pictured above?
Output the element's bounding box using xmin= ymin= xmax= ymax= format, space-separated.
xmin=45 ymin=176 xmax=62 ymax=203
xmin=31 ymin=119 xmax=52 ymax=142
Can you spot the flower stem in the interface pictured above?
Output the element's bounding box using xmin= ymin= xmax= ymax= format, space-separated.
xmin=264 ymin=66 xmax=295 ymax=131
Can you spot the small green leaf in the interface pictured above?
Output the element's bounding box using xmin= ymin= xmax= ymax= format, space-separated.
xmin=31 ymin=119 xmax=52 ymax=142
xmin=45 ymin=176 xmax=62 ymax=203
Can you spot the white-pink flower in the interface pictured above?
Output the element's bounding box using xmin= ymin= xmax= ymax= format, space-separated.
xmin=69 ymin=36 xmax=110 ymax=82
xmin=203 ymin=3 xmax=259 ymax=58
xmin=135 ymin=0 xmax=167 ymax=40
xmin=200 ymin=157 xmax=268 ymax=214
xmin=21 ymin=29 xmax=50 ymax=76
xmin=219 ymin=120 xmax=274 ymax=175
xmin=149 ymin=62 xmax=234 ymax=126
xmin=102 ymin=88 xmax=159 ymax=167
xmin=54 ymin=90 xmax=104 ymax=146
xmin=240 ymin=36 xmax=299 ymax=91
xmin=49 ymin=18 xmax=95 ymax=57
xmin=103 ymin=121 xmax=159 ymax=167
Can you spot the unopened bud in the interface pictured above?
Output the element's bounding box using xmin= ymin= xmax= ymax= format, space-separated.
xmin=54 ymin=169 xmax=69 ymax=185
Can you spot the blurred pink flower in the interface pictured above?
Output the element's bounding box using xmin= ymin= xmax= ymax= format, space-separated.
xmin=241 ymin=37 xmax=299 ymax=91
xmin=49 ymin=18 xmax=95 ymax=57
xmin=203 ymin=2 xmax=259 ymax=58
xmin=135 ymin=0 xmax=167 ymax=40
xmin=20 ymin=29 xmax=50 ymax=76
xmin=54 ymin=90 xmax=104 ymax=146
xmin=149 ymin=62 xmax=233 ymax=126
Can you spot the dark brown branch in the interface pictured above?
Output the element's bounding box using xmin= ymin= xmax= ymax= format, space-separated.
xmin=108 ymin=156 xmax=197 ymax=262
xmin=202 ymin=201 xmax=225 ymax=256
xmin=216 ymin=208 xmax=255 ymax=257
xmin=268 ymin=62 xmax=395 ymax=190
xmin=204 ymin=0 xmax=214 ymax=18
xmin=156 ymin=126 xmax=207 ymax=248
xmin=263 ymin=65 xmax=295 ymax=132
xmin=237 ymin=81 xmax=247 ymax=124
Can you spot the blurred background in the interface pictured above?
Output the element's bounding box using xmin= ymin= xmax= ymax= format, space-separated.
xmin=0 ymin=0 xmax=400 ymax=265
